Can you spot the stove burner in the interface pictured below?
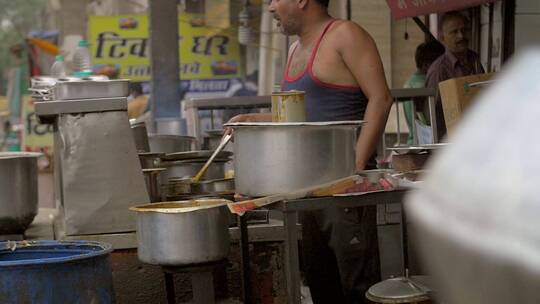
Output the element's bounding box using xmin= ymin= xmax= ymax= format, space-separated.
xmin=162 ymin=259 xmax=227 ymax=304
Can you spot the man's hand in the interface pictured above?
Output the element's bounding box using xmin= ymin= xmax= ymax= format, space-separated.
xmin=223 ymin=113 xmax=272 ymax=135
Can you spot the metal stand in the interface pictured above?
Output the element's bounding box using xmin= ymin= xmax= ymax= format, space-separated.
xmin=162 ymin=260 xmax=227 ymax=304
xmin=237 ymin=215 xmax=253 ymax=304
xmin=237 ymin=190 xmax=408 ymax=304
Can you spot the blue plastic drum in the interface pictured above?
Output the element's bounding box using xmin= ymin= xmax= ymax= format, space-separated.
xmin=0 ymin=240 xmax=114 ymax=303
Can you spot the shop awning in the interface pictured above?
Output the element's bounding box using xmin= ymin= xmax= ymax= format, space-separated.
xmin=387 ymin=0 xmax=497 ymax=19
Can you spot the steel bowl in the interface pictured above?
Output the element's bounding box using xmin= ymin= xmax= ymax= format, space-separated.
xmin=226 ymin=121 xmax=362 ymax=196
xmin=130 ymin=199 xmax=231 ymax=265
xmin=0 ymin=152 xmax=41 ymax=234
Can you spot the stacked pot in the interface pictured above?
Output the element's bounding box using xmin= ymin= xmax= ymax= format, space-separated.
xmin=159 ymin=150 xmax=234 ymax=201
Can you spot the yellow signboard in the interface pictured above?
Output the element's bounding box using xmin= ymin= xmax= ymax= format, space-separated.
xmin=88 ymin=14 xmax=241 ymax=82
xmin=21 ymin=96 xmax=54 ymax=163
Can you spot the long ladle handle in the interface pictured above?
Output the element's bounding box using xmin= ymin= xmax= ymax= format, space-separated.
xmin=192 ymin=133 xmax=233 ymax=182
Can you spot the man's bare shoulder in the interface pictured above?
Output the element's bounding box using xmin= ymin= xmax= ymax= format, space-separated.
xmin=329 ymin=20 xmax=375 ymax=51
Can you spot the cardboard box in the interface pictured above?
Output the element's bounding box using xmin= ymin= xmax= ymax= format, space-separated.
xmin=439 ymin=73 xmax=494 ymax=134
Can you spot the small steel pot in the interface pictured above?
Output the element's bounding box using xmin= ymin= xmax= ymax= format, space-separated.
xmin=0 ymin=152 xmax=41 ymax=234
xmin=130 ymin=199 xmax=231 ymax=265
xmin=148 ymin=134 xmax=196 ymax=153
xmin=191 ymin=178 xmax=235 ymax=195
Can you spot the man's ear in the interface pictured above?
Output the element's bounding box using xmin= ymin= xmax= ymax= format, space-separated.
xmin=297 ymin=0 xmax=308 ymax=9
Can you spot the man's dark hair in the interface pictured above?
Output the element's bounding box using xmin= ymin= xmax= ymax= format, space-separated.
xmin=314 ymin=0 xmax=329 ymax=7
xmin=439 ymin=11 xmax=468 ymax=31
xmin=415 ymin=40 xmax=445 ymax=70
xmin=130 ymin=82 xmax=143 ymax=95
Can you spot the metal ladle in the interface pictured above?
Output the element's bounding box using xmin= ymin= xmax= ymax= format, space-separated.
xmin=192 ymin=133 xmax=233 ymax=183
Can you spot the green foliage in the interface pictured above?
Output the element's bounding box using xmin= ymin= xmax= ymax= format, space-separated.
xmin=0 ymin=0 xmax=47 ymax=95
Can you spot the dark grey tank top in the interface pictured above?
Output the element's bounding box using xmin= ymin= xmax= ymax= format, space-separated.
xmin=281 ymin=19 xmax=368 ymax=122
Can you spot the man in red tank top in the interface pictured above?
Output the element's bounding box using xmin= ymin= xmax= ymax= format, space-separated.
xmin=229 ymin=1 xmax=393 ymax=303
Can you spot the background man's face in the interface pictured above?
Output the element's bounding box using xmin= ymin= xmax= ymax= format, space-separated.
xmin=442 ymin=17 xmax=469 ymax=54
xmin=268 ymin=0 xmax=302 ymax=36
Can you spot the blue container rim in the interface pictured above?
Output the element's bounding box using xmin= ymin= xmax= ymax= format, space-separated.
xmin=0 ymin=240 xmax=113 ymax=267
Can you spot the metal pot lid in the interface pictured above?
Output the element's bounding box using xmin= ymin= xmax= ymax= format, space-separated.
xmin=387 ymin=143 xmax=449 ymax=155
xmin=162 ymin=150 xmax=233 ymax=161
xmin=142 ymin=168 xmax=166 ymax=174
xmin=0 ymin=152 xmax=43 ymax=159
xmin=162 ymin=159 xmax=230 ymax=166
xmin=224 ymin=120 xmax=364 ymax=127
xmin=195 ymin=178 xmax=234 ymax=184
xmin=366 ymin=276 xmax=431 ymax=302
xmin=130 ymin=199 xmax=231 ymax=213
xmin=138 ymin=152 xmax=165 ymax=157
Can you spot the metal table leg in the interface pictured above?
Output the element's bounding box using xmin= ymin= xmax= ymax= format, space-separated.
xmin=283 ymin=211 xmax=301 ymax=304
xmin=192 ymin=271 xmax=215 ymax=304
xmin=400 ymin=203 xmax=409 ymax=276
xmin=238 ymin=215 xmax=253 ymax=304
xmin=164 ymin=272 xmax=176 ymax=304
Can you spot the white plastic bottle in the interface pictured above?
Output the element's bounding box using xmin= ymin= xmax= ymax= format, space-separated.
xmin=72 ymin=39 xmax=93 ymax=77
xmin=50 ymin=54 xmax=68 ymax=77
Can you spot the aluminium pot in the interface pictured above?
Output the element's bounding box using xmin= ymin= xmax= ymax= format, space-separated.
xmin=148 ymin=134 xmax=196 ymax=153
xmin=226 ymin=121 xmax=362 ymax=197
xmin=0 ymin=152 xmax=41 ymax=234
xmin=130 ymin=199 xmax=230 ymax=265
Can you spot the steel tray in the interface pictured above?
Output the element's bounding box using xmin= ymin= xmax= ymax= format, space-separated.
xmin=52 ymin=79 xmax=129 ymax=100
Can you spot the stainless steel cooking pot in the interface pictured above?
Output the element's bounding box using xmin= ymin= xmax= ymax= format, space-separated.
xmin=0 ymin=152 xmax=41 ymax=234
xmin=148 ymin=134 xmax=196 ymax=153
xmin=130 ymin=199 xmax=231 ymax=265
xmin=160 ymin=159 xmax=227 ymax=184
xmin=226 ymin=121 xmax=362 ymax=196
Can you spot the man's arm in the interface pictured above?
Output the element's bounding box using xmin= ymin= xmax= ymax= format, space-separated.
xmin=337 ymin=22 xmax=393 ymax=171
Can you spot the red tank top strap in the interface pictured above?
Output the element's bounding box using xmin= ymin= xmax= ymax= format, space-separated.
xmin=307 ymin=19 xmax=336 ymax=71
xmin=283 ymin=19 xmax=336 ymax=82
xmin=283 ymin=43 xmax=301 ymax=82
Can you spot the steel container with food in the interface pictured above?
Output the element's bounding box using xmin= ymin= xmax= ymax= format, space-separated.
xmin=130 ymin=199 xmax=230 ymax=265
xmin=0 ymin=152 xmax=41 ymax=234
xmin=225 ymin=121 xmax=362 ymax=196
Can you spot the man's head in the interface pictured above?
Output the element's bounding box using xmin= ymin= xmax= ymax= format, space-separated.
xmin=415 ymin=40 xmax=445 ymax=73
xmin=439 ymin=12 xmax=470 ymax=55
xmin=268 ymin=0 xmax=329 ymax=36
xmin=129 ymin=82 xmax=143 ymax=97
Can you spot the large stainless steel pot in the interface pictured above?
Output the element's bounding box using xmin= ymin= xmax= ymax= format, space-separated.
xmin=0 ymin=152 xmax=41 ymax=234
xmin=148 ymin=134 xmax=196 ymax=153
xmin=130 ymin=199 xmax=230 ymax=265
xmin=226 ymin=121 xmax=362 ymax=196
